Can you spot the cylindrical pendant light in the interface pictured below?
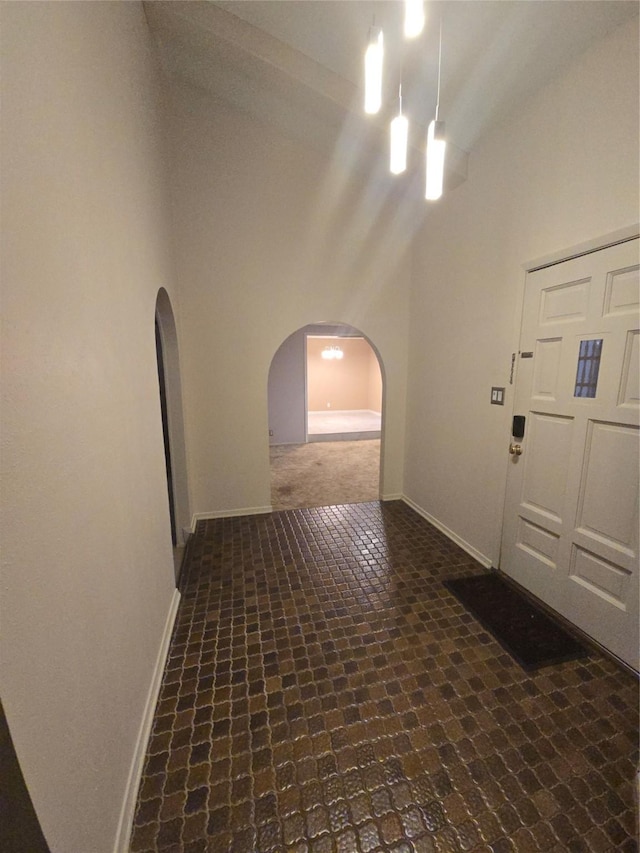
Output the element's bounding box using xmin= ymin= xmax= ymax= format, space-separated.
xmin=425 ymin=119 xmax=446 ymax=200
xmin=404 ymin=0 xmax=425 ymax=39
xmin=390 ymin=85 xmax=408 ymax=174
xmin=364 ymin=26 xmax=384 ymax=115
xmin=425 ymin=19 xmax=446 ymax=200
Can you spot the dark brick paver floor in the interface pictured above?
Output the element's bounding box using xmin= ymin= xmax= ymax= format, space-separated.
xmin=130 ymin=501 xmax=638 ymax=852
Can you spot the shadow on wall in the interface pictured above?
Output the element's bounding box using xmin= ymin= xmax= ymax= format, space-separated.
xmin=0 ymin=700 xmax=50 ymax=853
xmin=155 ymin=288 xmax=190 ymax=568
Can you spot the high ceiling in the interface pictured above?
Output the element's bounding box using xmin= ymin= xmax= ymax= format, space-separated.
xmin=145 ymin=1 xmax=638 ymax=189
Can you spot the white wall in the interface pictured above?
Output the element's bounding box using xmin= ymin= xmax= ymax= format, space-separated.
xmin=268 ymin=328 xmax=307 ymax=445
xmin=168 ymin=83 xmax=412 ymax=514
xmin=0 ymin=4 xmax=179 ymax=851
xmin=404 ymin=17 xmax=640 ymax=566
xmin=368 ymin=347 xmax=383 ymax=414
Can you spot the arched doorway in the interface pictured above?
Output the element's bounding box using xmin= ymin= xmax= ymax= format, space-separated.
xmin=155 ymin=289 xmax=190 ymax=579
xmin=267 ymin=323 xmax=385 ymax=510
xmin=155 ymin=317 xmax=176 ymax=543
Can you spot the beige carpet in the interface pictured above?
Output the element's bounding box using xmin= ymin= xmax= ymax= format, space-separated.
xmin=270 ymin=439 xmax=380 ymax=510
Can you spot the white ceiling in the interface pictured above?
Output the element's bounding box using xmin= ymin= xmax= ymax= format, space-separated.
xmin=145 ymin=1 xmax=638 ymax=189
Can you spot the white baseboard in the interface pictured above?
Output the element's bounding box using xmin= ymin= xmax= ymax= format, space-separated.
xmin=190 ymin=506 xmax=272 ymax=531
xmin=381 ymin=493 xmax=403 ymax=502
xmin=401 ymin=496 xmax=492 ymax=568
xmin=307 ymin=409 xmax=377 ymax=415
xmin=113 ymin=588 xmax=181 ymax=853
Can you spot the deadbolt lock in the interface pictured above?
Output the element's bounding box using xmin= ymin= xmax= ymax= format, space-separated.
xmin=509 ymin=442 xmax=523 ymax=456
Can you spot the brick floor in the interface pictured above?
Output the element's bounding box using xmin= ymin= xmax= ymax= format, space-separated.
xmin=130 ymin=501 xmax=639 ymax=852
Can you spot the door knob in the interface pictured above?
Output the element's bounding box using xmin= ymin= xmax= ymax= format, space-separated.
xmin=509 ymin=443 xmax=523 ymax=456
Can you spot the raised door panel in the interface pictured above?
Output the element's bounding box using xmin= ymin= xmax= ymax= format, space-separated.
xmin=532 ymin=338 xmax=563 ymax=402
xmin=540 ymin=278 xmax=590 ymax=325
xmin=603 ymin=265 xmax=640 ymax=317
xmin=520 ymin=413 xmax=573 ymax=525
xmin=516 ymin=517 xmax=560 ymax=569
xmin=618 ymin=330 xmax=640 ymax=410
xmin=574 ymin=421 xmax=639 ymax=566
xmin=502 ymin=237 xmax=639 ymax=670
xmin=569 ymin=546 xmax=632 ymax=610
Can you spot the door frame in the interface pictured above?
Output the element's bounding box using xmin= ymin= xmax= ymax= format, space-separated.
xmin=155 ymin=318 xmax=177 ymax=546
xmin=155 ymin=288 xmax=191 ymax=562
xmin=499 ymin=224 xmax=640 ymax=569
xmin=496 ymin=224 xmax=640 ymax=666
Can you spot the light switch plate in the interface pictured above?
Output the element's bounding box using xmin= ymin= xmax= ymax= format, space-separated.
xmin=491 ymin=387 xmax=505 ymax=405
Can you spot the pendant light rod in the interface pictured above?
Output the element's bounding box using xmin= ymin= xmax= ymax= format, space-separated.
xmin=435 ymin=16 xmax=442 ymax=121
xmin=390 ymin=77 xmax=408 ymax=174
xmin=426 ymin=15 xmax=446 ymax=201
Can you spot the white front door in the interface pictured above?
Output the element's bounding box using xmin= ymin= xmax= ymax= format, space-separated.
xmin=500 ymin=237 xmax=639 ymax=671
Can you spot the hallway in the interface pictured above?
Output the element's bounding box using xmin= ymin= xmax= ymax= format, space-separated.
xmin=130 ymin=502 xmax=638 ymax=852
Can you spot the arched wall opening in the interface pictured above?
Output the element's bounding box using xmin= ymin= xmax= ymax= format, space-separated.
xmin=267 ymin=322 xmax=386 ymax=509
xmin=155 ymin=288 xmax=190 ymax=577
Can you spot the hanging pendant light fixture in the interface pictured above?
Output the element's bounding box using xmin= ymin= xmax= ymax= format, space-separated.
xmin=361 ymin=5 xmax=448 ymax=203
xmin=390 ymin=83 xmax=408 ymax=175
xmin=426 ymin=19 xmax=446 ymax=201
xmin=426 ymin=120 xmax=446 ymax=200
xmin=364 ymin=24 xmax=384 ymax=115
xmin=404 ymin=0 xmax=425 ymax=39
xmin=321 ymin=345 xmax=344 ymax=360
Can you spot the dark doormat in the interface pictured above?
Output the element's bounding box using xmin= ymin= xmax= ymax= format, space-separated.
xmin=444 ymin=571 xmax=590 ymax=671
